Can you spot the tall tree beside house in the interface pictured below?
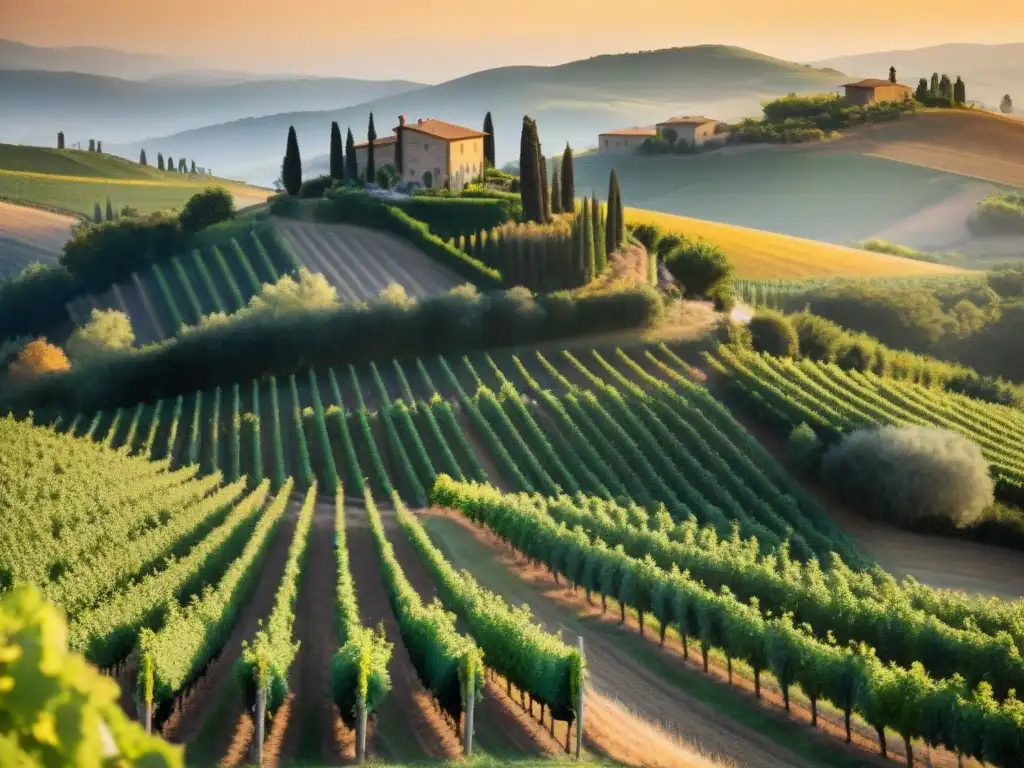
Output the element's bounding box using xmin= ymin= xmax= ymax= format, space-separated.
xmin=550 ymin=169 xmax=562 ymax=214
xmin=105 ymin=198 xmax=114 ymax=221
xmin=483 ymin=111 xmax=496 ymax=168
xmin=889 ymin=66 xmax=897 ymax=84
xmin=953 ymin=76 xmax=966 ymax=105
xmin=606 ymin=169 xmax=624 ymax=255
xmin=157 ymin=153 xmax=164 ymax=171
xmin=1001 ymin=94 xmax=1014 ymax=114
xmin=190 ymin=160 xmax=196 ymax=174
xmin=366 ymin=113 xmax=377 ymax=183
xmin=929 ymin=72 xmax=940 ymax=96
xmin=282 ymin=126 xmax=302 ymax=196
xmin=345 ymin=127 xmax=357 ymax=181
xmin=560 ymin=144 xmax=575 ymax=212
xmin=395 ymin=118 xmax=404 ymax=176
xmin=915 ymin=79 xmax=929 ymax=102
xmin=519 ymin=116 xmax=544 ymax=223
xmin=329 ymin=121 xmax=344 ymax=180
xmin=57 ymin=132 xmax=65 ymax=149
xmin=592 ymin=197 xmax=606 ymax=274
xmin=139 ymin=149 xmax=147 ymax=166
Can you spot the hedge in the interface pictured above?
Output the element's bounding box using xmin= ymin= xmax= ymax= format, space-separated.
xmin=312 ymin=191 xmax=501 ymax=288
xmin=3 ymin=283 xmax=663 ymax=416
xmin=391 ymin=196 xmax=515 ymax=240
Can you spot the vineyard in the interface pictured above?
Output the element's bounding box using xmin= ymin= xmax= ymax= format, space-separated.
xmin=277 ymin=219 xmax=461 ymax=301
xmin=65 ymin=224 xmax=299 ymax=343
xmin=8 ymin=335 xmax=1024 ymax=766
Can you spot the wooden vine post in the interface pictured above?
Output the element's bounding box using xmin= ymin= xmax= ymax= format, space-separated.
xmin=461 ymin=653 xmax=477 ymax=758
xmin=575 ymin=637 xmax=586 ymax=760
xmin=356 ymin=642 xmax=370 ymax=765
xmin=139 ymin=652 xmax=154 ymax=735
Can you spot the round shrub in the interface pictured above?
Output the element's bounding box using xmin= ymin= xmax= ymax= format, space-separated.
xmin=748 ymin=310 xmax=798 ymax=357
xmin=787 ymin=423 xmax=822 ymax=475
xmin=835 ymin=336 xmax=877 ymax=371
xmin=663 ymin=238 xmax=732 ymax=299
xmin=820 ymin=426 xmax=994 ymax=528
xmin=298 ymin=175 xmax=333 ymax=199
xmin=179 ymin=187 xmax=235 ymax=235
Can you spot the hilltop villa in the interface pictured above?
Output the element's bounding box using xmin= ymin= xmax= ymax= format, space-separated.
xmin=598 ymin=115 xmax=727 ymax=153
xmin=842 ymin=79 xmax=914 ymax=105
xmin=354 ymin=116 xmax=487 ymax=188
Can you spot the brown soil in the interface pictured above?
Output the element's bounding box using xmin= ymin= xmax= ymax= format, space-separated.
xmin=428 ymin=509 xmax=987 ymax=768
xmin=378 ymin=504 xmax=563 ymax=758
xmin=273 ymin=500 xmax=348 ymax=767
xmin=343 ymin=504 xmax=462 ymax=762
xmin=159 ymin=502 xmax=299 ymax=752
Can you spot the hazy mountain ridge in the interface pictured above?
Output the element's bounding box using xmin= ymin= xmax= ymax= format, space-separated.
xmin=110 ymin=44 xmax=848 ymax=184
xmin=0 ymin=69 xmax=427 ymax=147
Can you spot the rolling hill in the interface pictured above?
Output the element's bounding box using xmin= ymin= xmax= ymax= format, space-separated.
xmin=112 ymin=45 xmax=849 ymax=183
xmin=0 ymin=69 xmax=426 ymax=147
xmin=570 ymin=110 xmax=1024 ymax=250
xmin=814 ymin=42 xmax=1024 ymax=110
xmin=0 ymin=143 xmax=270 ymax=220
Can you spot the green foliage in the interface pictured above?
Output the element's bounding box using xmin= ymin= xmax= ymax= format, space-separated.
xmin=786 ymin=423 xmax=823 ymax=475
xmin=822 ymin=426 xmax=995 ymax=528
xmin=519 ymin=116 xmax=545 ymax=223
xmin=968 ymin=192 xmax=1024 ymax=237
xmin=298 ymin=175 xmax=333 ymax=199
xmin=330 ymin=122 xmax=344 ymax=181
xmin=483 ymin=111 xmax=496 ymax=168
xmin=66 ymin=308 xmax=135 ymax=365
xmin=391 ymin=196 xmax=514 ymax=240
xmin=663 ymin=237 xmax=732 ymax=299
xmin=236 ymin=484 xmax=316 ymax=713
xmin=748 ymin=310 xmax=798 ymax=357
xmin=178 ymin=187 xmax=235 ymax=236
xmin=859 ymin=238 xmax=942 ymax=264
xmin=0 ymin=585 xmax=183 ymax=766
xmin=282 ymin=126 xmax=302 ymax=196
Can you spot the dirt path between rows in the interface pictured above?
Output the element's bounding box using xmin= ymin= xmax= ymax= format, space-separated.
xmin=453 ymin=408 xmax=512 ymax=492
xmin=159 ymin=501 xmax=299 ymax=754
xmin=378 ymin=504 xmax=562 ymax=759
xmin=422 ymin=510 xmax=824 ymax=768
xmin=344 ymin=503 xmax=462 ymax=762
xmin=272 ymin=499 xmax=348 ymax=767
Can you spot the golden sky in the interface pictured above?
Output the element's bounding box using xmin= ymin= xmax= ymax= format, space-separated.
xmin=2 ymin=0 xmax=1021 ymax=81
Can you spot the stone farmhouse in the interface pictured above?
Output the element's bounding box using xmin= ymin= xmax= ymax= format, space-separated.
xmin=598 ymin=116 xmax=727 ymax=154
xmin=842 ymin=79 xmax=914 ymax=105
xmin=354 ymin=116 xmax=487 ymax=188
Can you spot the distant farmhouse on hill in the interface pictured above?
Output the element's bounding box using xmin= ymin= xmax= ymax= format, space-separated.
xmin=842 ymin=78 xmax=914 ymax=105
xmin=354 ymin=116 xmax=487 ymax=189
xmin=598 ymin=116 xmax=727 ymax=154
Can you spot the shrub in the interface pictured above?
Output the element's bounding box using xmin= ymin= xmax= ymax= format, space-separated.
xmin=967 ymin=192 xmax=1024 ymax=237
xmin=390 ymin=196 xmax=515 ymax=240
xmin=748 ymin=310 xmax=798 ymax=356
xmin=820 ymin=426 xmax=994 ymax=528
xmin=268 ymin=194 xmax=302 ymax=218
xmin=298 ymin=175 xmax=333 ymax=199
xmin=787 ymin=423 xmax=823 ymax=475
xmin=66 ymin=308 xmax=135 ymax=364
xmin=630 ymin=223 xmax=663 ymax=254
xmin=859 ymin=239 xmax=941 ymax=264
xmin=178 ymin=187 xmax=235 ymax=235
xmin=663 ymin=237 xmax=732 ymax=299
xmin=789 ymin=311 xmax=845 ymax=362
xmin=0 ymin=263 xmax=78 ymax=339
xmin=987 ymin=264 xmax=1024 ymax=298
xmin=7 ymin=338 xmax=70 ymax=381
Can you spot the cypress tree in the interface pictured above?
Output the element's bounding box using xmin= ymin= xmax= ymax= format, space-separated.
xmin=190 ymin=160 xmax=196 ymax=174
xmin=537 ymin=132 xmax=550 ymax=223
xmin=915 ymin=79 xmax=929 ymax=102
xmin=953 ymin=76 xmax=966 ymax=105
xmin=93 ymin=202 xmax=103 ymax=223
xmin=179 ymin=158 xmax=186 ymax=172
xmin=593 ymin=197 xmax=606 ymax=274
xmin=88 ymin=139 xmax=95 ymax=152
xmin=139 ymin=149 xmax=147 ymax=166
xmin=97 ymin=141 xmax=102 ymax=153
xmin=930 ymin=72 xmax=940 ymax=95
xmin=157 ymin=153 xmax=164 ymax=171
xmin=888 ymin=66 xmax=897 ymax=84
xmin=395 ymin=119 xmax=404 ymax=176
xmin=366 ymin=113 xmax=377 ymax=183
xmin=345 ymin=127 xmax=357 ymax=180
xmin=551 ymin=169 xmax=562 ymax=214
xmin=167 ymin=156 xmax=175 ymax=172
xmin=583 ymin=197 xmax=596 ymax=281
xmin=282 ymin=126 xmax=302 ymax=195
xmin=57 ymin=132 xmax=65 ymax=149
xmin=613 ymin=172 xmax=625 ymax=247
xmin=519 ymin=116 xmax=542 ymax=222
xmin=105 ymin=198 xmax=114 ymax=221
xmin=606 ymin=169 xmax=624 ymax=255
xmin=483 ymin=111 xmax=496 ymax=168
xmin=561 ymin=144 xmax=575 ymax=212
xmin=329 ymin=121 xmax=344 ymax=180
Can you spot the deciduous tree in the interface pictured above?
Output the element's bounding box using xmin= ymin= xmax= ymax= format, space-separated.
xmin=8 ymin=338 xmax=70 ymax=380
xmin=330 ymin=121 xmax=344 ymax=180
xmin=282 ymin=126 xmax=302 ymax=196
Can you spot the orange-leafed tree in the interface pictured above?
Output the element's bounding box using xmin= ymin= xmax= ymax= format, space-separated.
xmin=8 ymin=338 xmax=71 ymax=380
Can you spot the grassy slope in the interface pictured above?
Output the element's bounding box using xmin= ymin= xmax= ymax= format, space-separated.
xmin=0 ymin=144 xmax=270 ymax=216
xmin=626 ymin=207 xmax=970 ymax=279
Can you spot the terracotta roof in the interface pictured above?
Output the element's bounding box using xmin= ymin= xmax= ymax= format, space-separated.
xmin=399 ymin=118 xmax=487 ymax=141
xmin=657 ymin=116 xmax=719 ymax=126
xmin=354 ymin=134 xmax=397 ymax=149
xmin=843 ymin=79 xmax=912 ymax=89
xmin=599 ymin=127 xmax=658 ymax=136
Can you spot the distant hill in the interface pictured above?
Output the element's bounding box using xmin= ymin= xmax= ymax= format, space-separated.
xmin=0 ymin=143 xmax=270 ymax=218
xmin=814 ymin=43 xmax=1024 ymax=110
xmin=0 ymin=69 xmax=426 ymax=146
xmin=0 ymin=38 xmax=199 ymax=80
xmin=111 ymin=45 xmax=848 ymax=184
